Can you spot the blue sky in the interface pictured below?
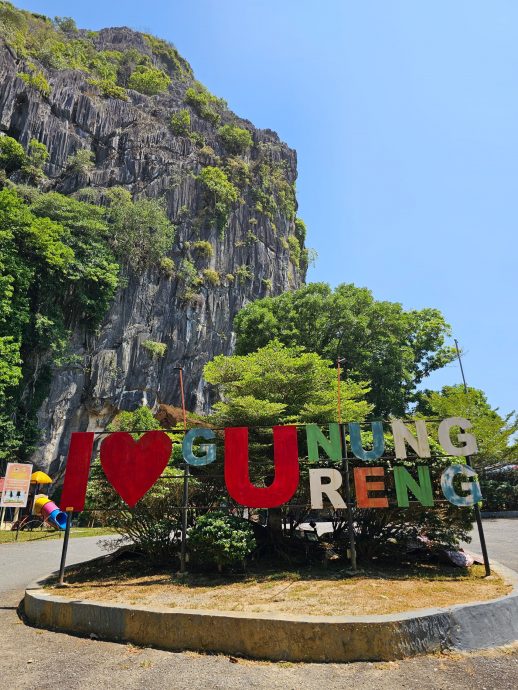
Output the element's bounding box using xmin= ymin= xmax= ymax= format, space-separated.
xmin=16 ymin=1 xmax=518 ymax=415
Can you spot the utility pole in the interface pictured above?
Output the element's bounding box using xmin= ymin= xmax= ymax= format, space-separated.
xmin=175 ymin=366 xmax=189 ymax=573
xmin=453 ymin=339 xmax=491 ymax=576
xmin=337 ymin=356 xmax=357 ymax=571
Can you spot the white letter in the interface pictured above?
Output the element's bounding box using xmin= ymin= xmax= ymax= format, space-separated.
xmin=438 ymin=417 xmax=478 ymax=456
xmin=309 ymin=469 xmax=346 ymax=509
xmin=391 ymin=420 xmax=431 ymax=459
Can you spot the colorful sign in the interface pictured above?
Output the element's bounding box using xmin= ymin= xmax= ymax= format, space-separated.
xmin=0 ymin=463 xmax=33 ymax=508
xmin=60 ymin=417 xmax=483 ymax=512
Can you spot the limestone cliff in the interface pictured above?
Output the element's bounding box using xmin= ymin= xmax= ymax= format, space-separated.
xmin=0 ymin=7 xmax=306 ymax=473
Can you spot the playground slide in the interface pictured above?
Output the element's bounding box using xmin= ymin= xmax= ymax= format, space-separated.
xmin=33 ymin=496 xmax=67 ymax=530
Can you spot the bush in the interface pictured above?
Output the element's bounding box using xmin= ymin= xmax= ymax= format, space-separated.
xmin=287 ymin=235 xmax=301 ymax=267
xmin=218 ymin=124 xmax=253 ymax=155
xmin=88 ymin=78 xmax=129 ymax=101
xmin=191 ymin=240 xmax=213 ymax=258
xmin=170 ymin=109 xmax=191 ymax=136
xmin=142 ymin=340 xmax=167 ymax=358
xmin=202 ymin=268 xmax=220 ymax=286
xmin=235 ymin=264 xmax=253 ymax=284
xmin=67 ymin=149 xmax=95 ymax=175
xmin=128 ymin=65 xmax=171 ymax=95
xmin=185 ymin=82 xmax=224 ymax=124
xmin=18 ymin=69 xmax=51 ymax=97
xmin=189 ymin=512 xmax=256 ymax=570
xmin=159 ymin=256 xmax=175 ymax=277
xmin=0 ymin=135 xmax=26 ymax=173
xmin=198 ymin=166 xmax=239 ymax=233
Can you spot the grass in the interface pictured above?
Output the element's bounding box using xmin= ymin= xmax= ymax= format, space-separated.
xmin=46 ymin=559 xmax=511 ymax=616
xmin=0 ymin=527 xmax=115 ymax=544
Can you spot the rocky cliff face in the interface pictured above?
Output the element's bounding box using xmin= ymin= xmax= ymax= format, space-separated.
xmin=0 ymin=17 xmax=306 ymax=473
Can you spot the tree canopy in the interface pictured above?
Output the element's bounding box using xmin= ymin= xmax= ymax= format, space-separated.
xmin=416 ymin=385 xmax=518 ymax=467
xmin=233 ymin=283 xmax=455 ymax=416
xmin=204 ymin=340 xmax=372 ymax=427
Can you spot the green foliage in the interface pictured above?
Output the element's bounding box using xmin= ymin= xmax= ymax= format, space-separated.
xmin=479 ymin=469 xmax=518 ymax=511
xmin=416 ymin=385 xmax=518 ymax=467
xmin=102 ymin=187 xmax=175 ymax=270
xmin=189 ymin=512 xmax=256 ymax=569
xmin=287 ymin=235 xmax=301 ymax=267
xmin=294 ymin=217 xmax=307 ymax=244
xmin=235 ymin=264 xmax=253 ymax=284
xmin=159 ymin=256 xmax=175 ymax=277
xmin=223 ymin=157 xmax=251 ymax=188
xmin=142 ymin=340 xmax=167 ymax=358
xmin=218 ymin=124 xmax=253 ymax=154
xmin=21 ymin=138 xmax=49 ymax=182
xmin=204 ymin=340 xmax=372 ymax=427
xmin=18 ymin=69 xmax=51 ymax=96
xmin=88 ymin=78 xmax=128 ymax=101
xmin=185 ymin=82 xmax=225 ymax=124
xmin=191 ymin=240 xmax=213 ymax=258
xmin=202 ymin=268 xmax=220 ymax=286
xmin=170 ymin=109 xmax=191 ymax=136
xmin=53 ymin=16 xmax=77 ymax=32
xmin=253 ymin=159 xmax=296 ymax=222
xmin=128 ymin=65 xmax=171 ymax=95
xmin=143 ymin=33 xmax=192 ymax=78
xmin=0 ymin=135 xmax=26 ymax=173
xmin=66 ymin=149 xmax=94 ymax=175
xmin=198 ymin=166 xmax=238 ymax=233
xmin=234 ymin=283 xmax=456 ymax=417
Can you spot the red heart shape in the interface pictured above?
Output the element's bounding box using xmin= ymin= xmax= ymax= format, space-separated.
xmin=100 ymin=431 xmax=172 ymax=507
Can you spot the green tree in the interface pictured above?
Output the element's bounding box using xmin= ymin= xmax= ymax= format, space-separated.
xmin=204 ymin=340 xmax=372 ymax=426
xmin=233 ymin=283 xmax=455 ymax=416
xmin=218 ymin=124 xmax=253 ymax=154
xmin=0 ymin=135 xmax=26 ymax=173
xmin=103 ymin=187 xmax=175 ymax=270
xmin=416 ymin=385 xmax=518 ymax=467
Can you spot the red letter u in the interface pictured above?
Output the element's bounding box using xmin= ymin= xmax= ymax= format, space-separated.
xmin=224 ymin=426 xmax=299 ymax=508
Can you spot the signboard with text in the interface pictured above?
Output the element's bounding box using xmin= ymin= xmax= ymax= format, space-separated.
xmin=0 ymin=463 xmax=33 ymax=508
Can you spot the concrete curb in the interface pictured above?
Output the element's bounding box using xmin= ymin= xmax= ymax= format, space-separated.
xmin=24 ymin=561 xmax=518 ymax=663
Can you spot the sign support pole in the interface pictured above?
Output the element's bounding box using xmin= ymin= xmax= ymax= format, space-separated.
xmin=454 ymin=339 xmax=491 ymax=576
xmin=58 ymin=509 xmax=73 ymax=585
xmin=176 ymin=366 xmax=189 ymax=574
xmin=337 ymin=356 xmax=357 ymax=571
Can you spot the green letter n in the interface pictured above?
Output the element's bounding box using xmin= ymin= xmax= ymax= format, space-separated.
xmin=306 ymin=424 xmax=342 ymax=462
xmin=393 ymin=466 xmax=434 ymax=507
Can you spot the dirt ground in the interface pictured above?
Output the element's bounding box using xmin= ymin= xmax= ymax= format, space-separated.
xmin=48 ymin=561 xmax=510 ymax=616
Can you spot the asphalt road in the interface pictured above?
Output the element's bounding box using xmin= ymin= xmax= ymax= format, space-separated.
xmin=0 ymin=521 xmax=516 ymax=689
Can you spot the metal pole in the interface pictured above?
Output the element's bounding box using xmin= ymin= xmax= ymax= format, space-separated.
xmin=337 ymin=357 xmax=342 ymax=425
xmin=340 ymin=423 xmax=357 ymax=571
xmin=176 ymin=366 xmax=189 ymax=573
xmin=58 ymin=509 xmax=73 ymax=585
xmin=14 ymin=508 xmax=20 ymax=541
xmin=453 ymin=339 xmax=491 ymax=576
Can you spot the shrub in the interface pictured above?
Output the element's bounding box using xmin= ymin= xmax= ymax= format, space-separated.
xmin=170 ymin=109 xmax=191 ymax=136
xmin=128 ymin=65 xmax=171 ymax=95
xmin=192 ymin=240 xmax=213 ymax=258
xmin=225 ymin=273 xmax=235 ymax=283
xmin=235 ymin=264 xmax=253 ymax=284
xmin=224 ymin=157 xmax=251 ymax=188
xmin=189 ymin=131 xmax=205 ymax=148
xmin=159 ymin=256 xmax=175 ymax=277
xmin=218 ymin=124 xmax=253 ymax=154
xmin=0 ymin=135 xmax=26 ymax=173
xmin=294 ymin=217 xmax=307 ymax=244
xmin=189 ymin=512 xmax=256 ymax=571
xmin=18 ymin=69 xmax=51 ymax=97
xmin=88 ymin=78 xmax=129 ymax=101
xmin=142 ymin=340 xmax=167 ymax=358
xmin=198 ymin=166 xmax=239 ymax=233
xmin=202 ymin=268 xmax=220 ymax=286
xmin=185 ymin=82 xmax=225 ymax=124
xmin=287 ymin=235 xmax=301 ymax=268
xmin=66 ymin=149 xmax=95 ymax=175
xmin=22 ymin=138 xmax=49 ymax=182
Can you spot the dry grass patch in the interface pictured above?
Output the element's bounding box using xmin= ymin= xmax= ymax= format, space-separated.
xmin=47 ymin=561 xmax=511 ymax=616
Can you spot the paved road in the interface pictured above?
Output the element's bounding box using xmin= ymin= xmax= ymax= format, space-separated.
xmin=1 ymin=522 xmax=516 ymax=690
xmin=464 ymin=519 xmax=518 ymax=572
